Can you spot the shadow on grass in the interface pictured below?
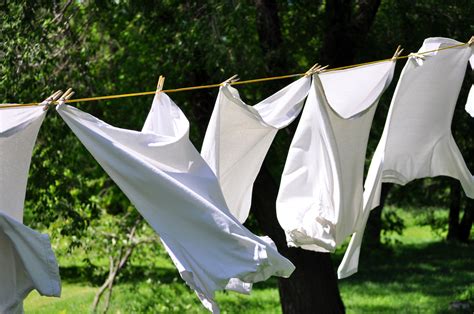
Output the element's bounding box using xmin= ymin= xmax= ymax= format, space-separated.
xmin=59 ymin=264 xmax=180 ymax=286
xmin=59 ymin=240 xmax=473 ymax=312
xmin=334 ymin=240 xmax=474 ymax=312
xmin=60 ymin=263 xmax=279 ymax=291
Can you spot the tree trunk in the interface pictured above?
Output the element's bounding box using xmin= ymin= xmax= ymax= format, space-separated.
xmin=278 ymin=250 xmax=344 ymax=313
xmin=253 ymin=1 xmax=346 ymax=312
xmin=320 ymin=0 xmax=354 ymax=66
xmin=91 ymin=219 xmax=142 ymax=313
xmin=364 ymin=183 xmax=392 ymax=247
xmin=252 ymin=1 xmax=382 ymax=312
xmin=255 ymin=0 xmax=288 ymax=74
xmin=252 ymin=164 xmax=345 ymax=313
xmin=447 ymin=180 xmax=461 ymax=241
xmin=321 ymin=0 xmax=381 ymax=67
xmin=458 ymin=198 xmax=473 ymax=242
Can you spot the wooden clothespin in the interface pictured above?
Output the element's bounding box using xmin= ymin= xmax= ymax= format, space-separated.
xmin=305 ymin=63 xmax=329 ymax=77
xmin=41 ymin=90 xmax=63 ymax=111
xmin=408 ymin=52 xmax=426 ymax=60
xmin=51 ymin=88 xmax=75 ymax=109
xmin=392 ymin=45 xmax=404 ymax=60
xmin=221 ymin=74 xmax=239 ymax=86
xmin=408 ymin=52 xmax=426 ymax=66
xmin=156 ymin=75 xmax=165 ymax=93
xmin=468 ymin=36 xmax=474 ymax=46
xmin=58 ymin=88 xmax=75 ymax=103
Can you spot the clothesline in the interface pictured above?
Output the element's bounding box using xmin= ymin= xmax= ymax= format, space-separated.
xmin=1 ymin=40 xmax=470 ymax=110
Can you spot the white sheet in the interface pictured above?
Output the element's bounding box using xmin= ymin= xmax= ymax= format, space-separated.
xmin=57 ymin=94 xmax=295 ymax=313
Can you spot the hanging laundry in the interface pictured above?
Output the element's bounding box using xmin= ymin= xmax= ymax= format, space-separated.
xmin=465 ymin=55 xmax=474 ymax=117
xmin=276 ymin=61 xmax=396 ymax=254
xmin=201 ymin=77 xmax=311 ymax=223
xmin=339 ymin=37 xmax=474 ymax=279
xmin=0 ymin=213 xmax=61 ymax=313
xmin=0 ymin=106 xmax=61 ymax=313
xmin=1 ymin=106 xmax=45 ymax=222
xmin=56 ymin=94 xmax=295 ymax=313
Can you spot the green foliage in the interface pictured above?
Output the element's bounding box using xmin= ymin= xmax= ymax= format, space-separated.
xmin=380 ymin=207 xmax=405 ymax=244
xmin=415 ymin=207 xmax=450 ymax=238
xmin=2 ymin=0 xmax=474 ymax=310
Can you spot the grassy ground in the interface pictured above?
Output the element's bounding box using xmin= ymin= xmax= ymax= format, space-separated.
xmin=25 ymin=208 xmax=473 ymax=313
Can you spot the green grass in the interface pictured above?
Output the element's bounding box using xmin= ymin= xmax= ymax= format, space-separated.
xmin=24 ymin=284 xmax=95 ymax=314
xmin=338 ymin=241 xmax=473 ymax=313
xmin=25 ymin=209 xmax=473 ymax=313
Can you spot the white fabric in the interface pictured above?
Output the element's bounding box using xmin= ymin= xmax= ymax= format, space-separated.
xmin=339 ymin=37 xmax=474 ymax=279
xmin=1 ymin=106 xmax=45 ymax=222
xmin=57 ymin=94 xmax=295 ymax=313
xmin=0 ymin=213 xmax=61 ymax=314
xmin=201 ymin=77 xmax=311 ymax=223
xmin=465 ymin=54 xmax=474 ymax=117
xmin=276 ymin=61 xmax=395 ymax=254
xmin=0 ymin=106 xmax=61 ymax=313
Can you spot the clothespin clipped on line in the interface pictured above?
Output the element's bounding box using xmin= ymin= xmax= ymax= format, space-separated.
xmin=50 ymin=88 xmax=74 ymax=109
xmin=59 ymin=88 xmax=75 ymax=103
xmin=408 ymin=52 xmax=426 ymax=60
xmin=156 ymin=75 xmax=165 ymax=93
xmin=41 ymin=90 xmax=63 ymax=111
xmin=305 ymin=63 xmax=329 ymax=77
xmin=468 ymin=36 xmax=474 ymax=46
xmin=221 ymin=74 xmax=239 ymax=86
xmin=392 ymin=45 xmax=404 ymax=60
xmin=408 ymin=51 xmax=428 ymax=67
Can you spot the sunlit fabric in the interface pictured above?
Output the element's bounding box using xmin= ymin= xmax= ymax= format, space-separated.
xmin=275 ymin=61 xmax=395 ymax=268
xmin=57 ymin=94 xmax=295 ymax=313
xmin=0 ymin=106 xmax=61 ymax=313
xmin=339 ymin=37 xmax=474 ymax=279
xmin=201 ymin=77 xmax=311 ymax=223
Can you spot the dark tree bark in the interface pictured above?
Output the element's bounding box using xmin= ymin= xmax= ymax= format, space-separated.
xmin=184 ymin=1 xmax=382 ymax=312
xmin=278 ymin=249 xmax=344 ymax=314
xmin=364 ymin=183 xmax=392 ymax=247
xmin=458 ymin=198 xmax=473 ymax=242
xmin=447 ymin=180 xmax=461 ymax=241
xmin=447 ymin=180 xmax=473 ymax=242
xmin=251 ymin=0 xmax=382 ymax=313
xmin=320 ymin=0 xmax=381 ymax=67
xmin=255 ymin=0 xmax=287 ymax=74
xmin=322 ymin=0 xmax=384 ymax=248
xmin=320 ymin=0 xmax=354 ymax=66
xmin=251 ymin=164 xmax=345 ymax=313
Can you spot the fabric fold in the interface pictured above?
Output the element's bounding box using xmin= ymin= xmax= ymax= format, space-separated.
xmin=57 ymin=94 xmax=294 ymax=313
xmin=465 ymin=54 xmax=474 ymax=117
xmin=1 ymin=106 xmax=46 ymax=222
xmin=0 ymin=213 xmax=61 ymax=313
xmin=201 ymin=77 xmax=311 ymax=223
xmin=276 ymin=61 xmax=395 ymax=256
xmin=0 ymin=105 xmax=61 ymax=312
xmin=339 ymin=37 xmax=474 ymax=279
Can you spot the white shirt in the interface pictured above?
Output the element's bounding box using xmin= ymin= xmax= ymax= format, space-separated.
xmin=0 ymin=106 xmax=61 ymax=313
xmin=339 ymin=37 xmax=474 ymax=279
xmin=201 ymin=77 xmax=311 ymax=223
xmin=57 ymin=94 xmax=295 ymax=313
xmin=276 ymin=61 xmax=395 ymax=253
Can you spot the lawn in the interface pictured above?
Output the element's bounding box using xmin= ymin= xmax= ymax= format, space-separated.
xmin=25 ymin=208 xmax=473 ymax=313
